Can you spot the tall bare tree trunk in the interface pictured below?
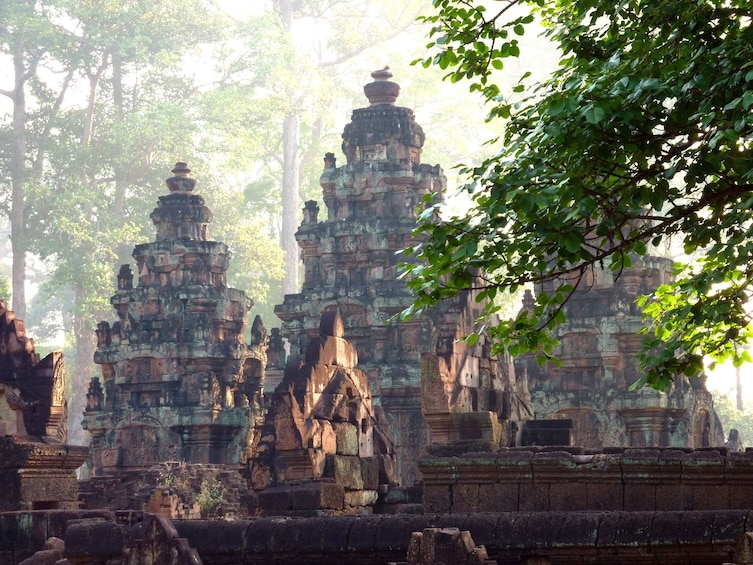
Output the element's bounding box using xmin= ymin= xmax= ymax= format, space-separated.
xmin=70 ymin=283 xmax=96 ymax=445
xmin=737 ymin=365 xmax=744 ymax=411
xmin=9 ymin=51 xmax=29 ymax=319
xmin=281 ymin=113 xmax=301 ymax=295
xmin=278 ymin=0 xmax=301 ymax=296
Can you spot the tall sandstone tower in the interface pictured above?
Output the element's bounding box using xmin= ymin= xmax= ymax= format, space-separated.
xmin=515 ymin=257 xmax=724 ymax=449
xmin=274 ymin=70 xmax=531 ymax=485
xmin=83 ymin=163 xmax=267 ymax=477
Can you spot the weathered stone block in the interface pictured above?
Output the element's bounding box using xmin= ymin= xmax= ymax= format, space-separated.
xmin=257 ymin=486 xmax=293 ymax=511
xmin=654 ymin=483 xmax=692 ymax=511
xmin=422 ymin=484 xmax=452 ymax=514
xmin=586 ymin=483 xmax=623 ymax=511
xmin=455 ymin=455 xmax=497 ymax=483
xmin=729 ymin=484 xmax=753 ymax=510
xmin=378 ymin=454 xmax=399 ymax=486
xmin=272 ymin=415 xmax=304 ymax=451
xmin=290 ymin=482 xmax=345 ymax=510
xmin=327 ymin=455 xmax=363 ymax=490
xmin=682 ymin=449 xmax=726 ymax=484
xmin=519 ymin=482 xmax=550 ymax=512
xmin=478 ymin=483 xmax=519 ymax=512
xmin=311 ymin=393 xmax=349 ymax=422
xmin=332 ymin=422 xmax=359 ymax=456
xmin=623 ymin=484 xmax=656 ymax=511
xmin=531 ymin=451 xmax=576 ymax=483
xmin=305 ymin=336 xmax=358 ymax=368
xmin=344 ymin=490 xmax=378 ymax=507
xmin=497 ymin=450 xmax=534 ymax=483
xmin=450 ymin=483 xmax=480 ymax=513
xmin=549 ymin=482 xmax=588 ymax=511
xmin=689 ymin=485 xmax=730 ymax=510
xmin=418 ymin=457 xmax=457 ymax=485
xmin=320 ymin=420 xmax=337 ymax=454
xmin=361 ymin=457 xmax=379 ymax=490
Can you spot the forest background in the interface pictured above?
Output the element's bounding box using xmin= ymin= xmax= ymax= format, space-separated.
xmin=0 ymin=0 xmax=746 ymax=445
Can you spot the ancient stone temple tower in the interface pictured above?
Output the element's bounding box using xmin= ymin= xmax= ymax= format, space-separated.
xmin=274 ymin=70 xmax=531 ymax=485
xmin=515 ymin=257 xmax=723 ymax=448
xmin=83 ymin=163 xmax=266 ymax=477
xmin=0 ymin=300 xmax=88 ymax=510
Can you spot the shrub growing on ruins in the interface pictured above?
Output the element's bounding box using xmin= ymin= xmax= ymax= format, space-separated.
xmin=403 ymin=0 xmax=753 ymax=390
xmin=197 ymin=478 xmax=225 ymax=519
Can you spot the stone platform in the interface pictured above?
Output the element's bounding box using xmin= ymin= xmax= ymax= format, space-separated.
xmin=420 ymin=446 xmax=753 ymax=514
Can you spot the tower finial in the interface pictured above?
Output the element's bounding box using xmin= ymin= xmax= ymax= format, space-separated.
xmin=165 ymin=161 xmax=196 ymax=193
xmin=364 ymin=67 xmax=400 ymax=105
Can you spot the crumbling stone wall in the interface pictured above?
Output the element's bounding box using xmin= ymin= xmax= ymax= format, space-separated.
xmin=53 ymin=510 xmax=753 ymax=564
xmin=0 ymin=301 xmax=88 ymax=512
xmin=516 ymin=257 xmax=723 ymax=449
xmin=251 ymin=310 xmax=398 ymax=515
xmin=421 ymin=446 xmax=753 ymax=514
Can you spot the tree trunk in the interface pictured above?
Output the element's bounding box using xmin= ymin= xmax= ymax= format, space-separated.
xmin=9 ymin=50 xmax=28 ymax=319
xmin=281 ymin=112 xmax=301 ymax=295
xmin=278 ymin=0 xmax=301 ymax=296
xmin=70 ymin=283 xmax=97 ymax=445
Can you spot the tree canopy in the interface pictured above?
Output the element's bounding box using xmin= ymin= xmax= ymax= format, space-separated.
xmin=403 ymin=0 xmax=753 ymax=390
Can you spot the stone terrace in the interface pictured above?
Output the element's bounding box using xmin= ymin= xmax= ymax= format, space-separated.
xmin=56 ymin=510 xmax=752 ymax=564
xmin=421 ymin=446 xmax=753 ymax=514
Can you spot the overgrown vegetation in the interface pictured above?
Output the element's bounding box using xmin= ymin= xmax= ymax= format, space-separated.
xmin=197 ymin=478 xmax=225 ymax=519
xmin=404 ymin=0 xmax=753 ymax=390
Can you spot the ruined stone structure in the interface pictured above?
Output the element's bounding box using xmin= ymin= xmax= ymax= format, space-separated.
xmin=10 ymin=506 xmax=753 ymax=564
xmin=0 ymin=300 xmax=88 ymax=511
xmin=273 ymin=69 xmax=531 ymax=485
xmin=515 ymin=257 xmax=723 ymax=448
xmin=82 ymin=163 xmax=267 ymax=477
xmin=251 ymin=310 xmax=399 ymax=515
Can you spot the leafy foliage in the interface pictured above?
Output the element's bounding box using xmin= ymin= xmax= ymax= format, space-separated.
xmin=712 ymin=390 xmax=753 ymax=448
xmin=404 ymin=0 xmax=753 ymax=390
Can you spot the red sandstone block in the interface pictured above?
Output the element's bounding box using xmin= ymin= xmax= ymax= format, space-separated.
xmin=549 ymin=482 xmax=588 ymax=512
xmin=423 ymin=485 xmax=452 ymax=514
xmin=418 ymin=458 xmax=458 ymax=485
xmin=655 ymin=484 xmax=693 ymax=511
xmin=531 ymin=451 xmax=576 ymax=483
xmin=726 ymin=453 xmax=753 ymax=485
xmin=519 ymin=483 xmax=550 ymax=512
xmin=290 ymin=482 xmax=345 ymax=510
xmin=728 ymin=485 xmax=753 ymax=510
xmin=681 ymin=449 xmax=726 ymax=485
xmin=586 ymin=483 xmax=623 ymax=511
xmin=257 ymin=486 xmax=293 ymax=512
xmin=450 ymin=484 xmax=480 ymax=513
xmin=455 ymin=456 xmax=498 ymax=483
xmin=478 ymin=483 xmax=519 ymax=512
xmin=690 ymin=485 xmax=730 ymax=510
xmin=623 ymin=484 xmax=656 ymax=511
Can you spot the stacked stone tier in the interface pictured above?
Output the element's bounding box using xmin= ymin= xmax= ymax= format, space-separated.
xmin=150 ymin=192 xmax=213 ymax=241
xmin=132 ymin=240 xmax=231 ymax=288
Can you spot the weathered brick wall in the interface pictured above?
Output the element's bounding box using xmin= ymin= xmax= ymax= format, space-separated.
xmin=420 ymin=447 xmax=753 ymax=514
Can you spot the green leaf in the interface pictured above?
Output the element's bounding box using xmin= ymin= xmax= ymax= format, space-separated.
xmin=585 ymin=105 xmax=605 ymax=124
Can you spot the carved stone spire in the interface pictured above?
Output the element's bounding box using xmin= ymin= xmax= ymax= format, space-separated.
xmin=341 ymin=69 xmax=425 ymax=167
xmin=150 ymin=161 xmax=212 ymax=242
xmin=363 ymin=67 xmax=400 ymax=106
